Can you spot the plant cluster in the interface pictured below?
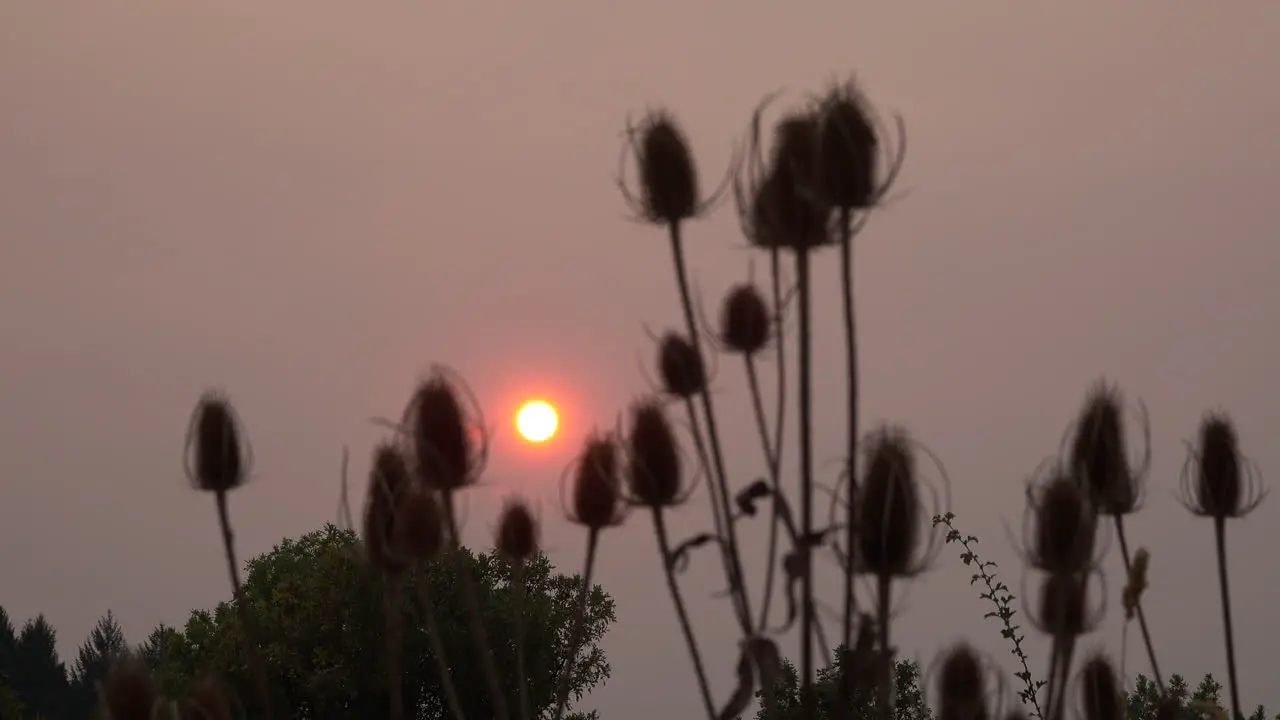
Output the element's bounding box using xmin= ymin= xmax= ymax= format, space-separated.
xmin=87 ymin=73 xmax=1266 ymax=720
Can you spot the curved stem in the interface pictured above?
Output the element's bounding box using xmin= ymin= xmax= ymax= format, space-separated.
xmin=1214 ymin=518 xmax=1242 ymax=720
xmin=667 ymin=220 xmax=753 ymax=632
xmin=384 ymin=579 xmax=405 ymax=720
xmin=215 ymin=491 xmax=274 ymax=720
xmin=756 ymin=247 xmax=788 ymax=634
xmin=443 ymin=491 xmax=509 ymax=720
xmin=838 ymin=208 xmax=861 ymax=656
xmin=796 ymin=247 xmax=817 ymax=720
xmin=412 ymin=566 xmax=467 ymax=720
xmin=745 ymin=355 xmax=782 ymax=633
xmin=514 ymin=559 xmax=532 ymax=720
xmin=552 ymin=529 xmax=600 ymax=720
xmin=653 ymin=509 xmax=717 ymax=720
xmin=1113 ymin=516 xmax=1165 ymax=694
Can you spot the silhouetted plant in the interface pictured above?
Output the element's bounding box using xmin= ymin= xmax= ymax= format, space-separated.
xmin=75 ymin=70 xmax=1270 ymax=720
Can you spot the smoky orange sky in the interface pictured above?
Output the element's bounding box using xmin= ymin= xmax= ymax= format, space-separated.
xmin=2 ymin=2 xmax=1279 ymax=718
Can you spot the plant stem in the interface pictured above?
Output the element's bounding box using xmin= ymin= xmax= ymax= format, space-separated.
xmin=933 ymin=513 xmax=1043 ymax=720
xmin=796 ymin=246 xmax=816 ymax=720
xmin=214 ymin=491 xmax=274 ymax=720
xmin=1213 ymin=517 xmax=1242 ymax=720
xmin=552 ymin=529 xmax=600 ymax=720
xmin=757 ymin=247 xmax=788 ymax=633
xmin=384 ymin=578 xmax=404 ymax=720
xmin=443 ymin=491 xmax=509 ymax=720
xmin=744 ymin=355 xmax=782 ymax=633
xmin=837 ymin=207 xmax=861 ymax=658
xmin=876 ymin=574 xmax=893 ymax=720
xmin=411 ymin=565 xmax=467 ymax=720
xmin=667 ymin=221 xmax=754 ymax=632
xmin=653 ymin=508 xmax=717 ymax=720
xmin=514 ymin=559 xmax=533 ymax=720
xmin=1113 ymin=516 xmax=1164 ymax=694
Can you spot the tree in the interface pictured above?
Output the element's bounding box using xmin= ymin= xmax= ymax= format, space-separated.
xmin=68 ymin=610 xmax=130 ymax=717
xmin=10 ymin=615 xmax=69 ymax=720
xmin=1127 ymin=672 xmax=1279 ymax=720
xmin=755 ymin=649 xmax=933 ymax=720
xmin=152 ymin=523 xmax=616 ymax=719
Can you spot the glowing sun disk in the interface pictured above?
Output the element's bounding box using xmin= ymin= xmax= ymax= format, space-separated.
xmin=516 ymin=401 xmax=558 ymax=443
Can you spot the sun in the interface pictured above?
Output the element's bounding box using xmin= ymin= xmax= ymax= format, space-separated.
xmin=516 ymin=400 xmax=559 ymax=443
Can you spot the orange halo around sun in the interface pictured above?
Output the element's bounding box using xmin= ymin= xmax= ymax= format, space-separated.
xmin=516 ymin=400 xmax=559 ymax=443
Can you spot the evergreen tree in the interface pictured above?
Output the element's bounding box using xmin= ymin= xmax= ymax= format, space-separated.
xmin=12 ymin=615 xmax=69 ymax=720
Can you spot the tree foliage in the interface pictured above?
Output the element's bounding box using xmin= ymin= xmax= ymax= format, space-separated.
xmin=147 ymin=523 xmax=615 ymax=718
xmin=754 ymin=650 xmax=933 ymax=720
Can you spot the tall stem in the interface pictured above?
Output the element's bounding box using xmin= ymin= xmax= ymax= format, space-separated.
xmin=214 ymin=491 xmax=274 ymax=720
xmin=552 ymin=530 xmax=600 ymax=720
xmin=412 ymin=565 xmax=467 ymax=720
xmin=1214 ymin=518 xmax=1242 ymax=720
xmin=758 ymin=248 xmax=788 ymax=633
xmin=838 ymin=208 xmax=860 ymax=655
xmin=1113 ymin=517 xmax=1164 ymax=694
xmin=796 ymin=247 xmax=816 ymax=720
xmin=667 ymin=221 xmax=753 ymax=631
xmin=443 ymin=491 xmax=509 ymax=720
xmin=654 ymin=509 xmax=717 ymax=720
xmin=514 ymin=559 xmax=533 ymax=720
xmin=876 ymin=575 xmax=892 ymax=720
xmin=384 ymin=579 xmax=404 ymax=720
xmin=745 ymin=355 xmax=782 ymax=632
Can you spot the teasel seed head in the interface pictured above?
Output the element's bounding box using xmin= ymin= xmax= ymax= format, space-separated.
xmin=1026 ymin=470 xmax=1097 ymax=575
xmin=363 ymin=443 xmax=412 ymax=574
xmin=405 ymin=370 xmax=483 ymax=493
xmin=185 ymin=675 xmax=231 ymax=720
xmin=857 ymin=427 xmax=922 ymax=577
xmin=184 ymin=391 xmax=250 ymax=493
xmin=658 ymin=332 xmax=707 ymax=398
xmin=1078 ymin=654 xmax=1123 ymax=720
xmin=763 ymin=112 xmax=830 ymax=251
xmin=624 ymin=399 xmax=685 ymax=509
xmin=719 ymin=283 xmax=771 ymax=355
xmin=937 ymin=643 xmax=987 ymax=720
xmin=567 ymin=433 xmax=625 ymax=530
xmin=1069 ymin=382 xmax=1143 ymax=516
xmin=1035 ymin=572 xmax=1090 ymax=638
xmin=393 ymin=484 xmax=445 ymax=562
xmin=814 ymin=81 xmax=880 ymax=211
xmin=496 ymin=498 xmax=539 ymax=561
xmin=1182 ymin=412 xmax=1266 ymax=519
xmin=623 ymin=110 xmax=699 ymax=224
xmin=99 ymin=656 xmax=159 ymax=720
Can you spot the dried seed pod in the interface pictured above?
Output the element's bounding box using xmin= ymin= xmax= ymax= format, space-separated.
xmin=815 ymin=81 xmax=881 ymax=210
xmin=657 ymin=332 xmax=706 ymax=398
xmin=1078 ymin=654 xmax=1123 ymax=720
xmin=764 ymin=113 xmax=830 ymax=251
xmin=630 ymin=110 xmax=699 ymax=224
xmin=719 ymin=284 xmax=771 ymax=355
xmin=496 ymin=498 xmax=539 ymax=561
xmin=568 ymin=434 xmax=625 ymax=530
xmin=185 ymin=675 xmax=231 ymax=720
xmin=937 ymin=644 xmax=987 ymax=720
xmin=1036 ymin=572 xmax=1088 ymax=637
xmin=394 ymin=484 xmax=445 ymax=561
xmin=1069 ymin=383 xmax=1140 ymax=515
xmin=363 ymin=443 xmax=412 ymax=574
xmin=99 ymin=656 xmax=158 ymax=720
xmin=624 ymin=399 xmax=683 ymax=508
xmin=1182 ymin=413 xmax=1266 ymax=520
xmin=184 ymin=391 xmax=249 ymax=493
xmin=405 ymin=372 xmax=479 ymax=492
xmin=1028 ymin=471 xmax=1096 ymax=575
xmin=857 ymin=428 xmax=921 ymax=576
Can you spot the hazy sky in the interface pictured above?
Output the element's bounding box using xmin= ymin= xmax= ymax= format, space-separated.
xmin=2 ymin=2 xmax=1279 ymax=718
